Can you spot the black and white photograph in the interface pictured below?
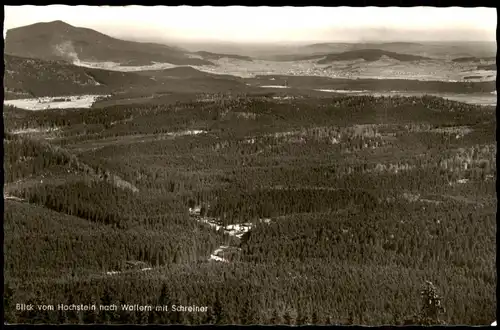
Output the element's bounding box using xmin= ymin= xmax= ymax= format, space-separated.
xmin=2 ymin=5 xmax=497 ymax=325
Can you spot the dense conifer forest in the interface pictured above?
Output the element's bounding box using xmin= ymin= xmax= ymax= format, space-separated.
xmin=3 ymin=94 xmax=496 ymax=325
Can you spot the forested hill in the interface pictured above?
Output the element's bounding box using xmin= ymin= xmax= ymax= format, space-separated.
xmin=317 ymin=49 xmax=431 ymax=64
xmin=4 ymin=20 xmax=212 ymax=66
xmin=4 ymin=54 xmax=158 ymax=99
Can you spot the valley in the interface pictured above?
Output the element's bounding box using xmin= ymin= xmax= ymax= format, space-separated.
xmin=4 ymin=93 xmax=496 ymax=325
xmin=63 ymin=53 xmax=495 ymax=82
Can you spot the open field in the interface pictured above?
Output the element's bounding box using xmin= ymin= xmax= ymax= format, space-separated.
xmin=4 ymin=95 xmax=110 ymax=110
xmin=69 ymin=56 xmax=496 ymax=82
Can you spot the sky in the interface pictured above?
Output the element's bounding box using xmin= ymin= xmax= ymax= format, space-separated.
xmin=3 ymin=6 xmax=497 ymax=43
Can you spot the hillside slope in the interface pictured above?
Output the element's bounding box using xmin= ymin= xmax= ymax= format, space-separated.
xmin=129 ymin=66 xmax=252 ymax=94
xmin=3 ymin=132 xmax=139 ymax=194
xmin=4 ymin=54 xmax=159 ymax=99
xmin=5 ymin=20 xmax=212 ymax=66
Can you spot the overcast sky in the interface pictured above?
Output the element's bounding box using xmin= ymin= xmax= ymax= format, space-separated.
xmin=3 ymin=6 xmax=497 ymax=43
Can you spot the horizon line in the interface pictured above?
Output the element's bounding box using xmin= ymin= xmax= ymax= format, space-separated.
xmin=4 ymin=17 xmax=496 ymax=44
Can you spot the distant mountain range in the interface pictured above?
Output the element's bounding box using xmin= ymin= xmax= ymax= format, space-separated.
xmin=264 ymin=41 xmax=496 ymax=61
xmin=193 ymin=51 xmax=253 ymax=61
xmin=317 ymin=49 xmax=431 ymax=64
xmin=303 ymin=42 xmax=423 ymax=54
xmin=268 ymin=48 xmax=431 ymax=63
xmin=6 ymin=21 xmax=495 ymax=68
xmin=4 ymin=20 xmax=213 ymax=66
xmin=304 ymin=41 xmax=497 ymax=58
xmin=452 ymin=56 xmax=496 ymax=63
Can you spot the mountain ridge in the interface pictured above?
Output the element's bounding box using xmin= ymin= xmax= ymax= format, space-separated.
xmin=5 ymin=20 xmax=212 ymax=66
xmin=317 ymin=49 xmax=431 ymax=64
